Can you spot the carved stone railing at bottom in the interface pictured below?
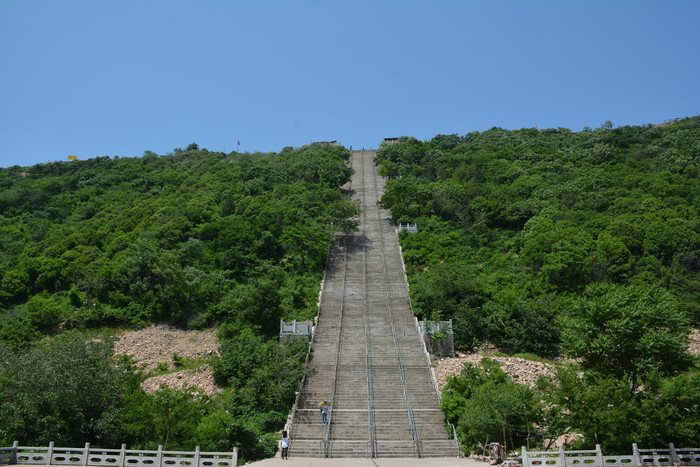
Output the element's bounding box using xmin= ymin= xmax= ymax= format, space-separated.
xmin=0 ymin=442 xmax=238 ymax=467
xmin=522 ymin=444 xmax=700 ymax=467
xmin=634 ymin=443 xmax=700 ymax=466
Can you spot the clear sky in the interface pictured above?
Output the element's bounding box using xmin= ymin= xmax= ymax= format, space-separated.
xmin=1 ymin=0 xmax=698 ymax=168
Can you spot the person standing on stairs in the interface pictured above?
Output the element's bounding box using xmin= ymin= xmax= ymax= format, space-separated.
xmin=320 ymin=401 xmax=329 ymax=424
xmin=280 ymin=430 xmax=289 ymax=460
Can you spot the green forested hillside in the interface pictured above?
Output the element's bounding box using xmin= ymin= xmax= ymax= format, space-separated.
xmin=377 ymin=118 xmax=699 ymax=354
xmin=0 ymin=143 xmax=358 ymax=461
xmin=375 ymin=119 xmax=700 ymax=453
xmin=1 ymin=144 xmax=356 ymax=341
xmin=1 ymin=120 xmax=699 ymax=457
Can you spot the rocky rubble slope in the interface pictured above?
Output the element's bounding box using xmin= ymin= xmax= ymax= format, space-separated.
xmin=435 ymin=353 xmax=555 ymax=391
xmin=689 ymin=329 xmax=700 ymax=356
xmin=113 ymin=326 xmax=699 ymax=396
xmin=113 ymin=324 xmax=221 ymax=395
xmin=436 ymin=329 xmax=700 ymax=392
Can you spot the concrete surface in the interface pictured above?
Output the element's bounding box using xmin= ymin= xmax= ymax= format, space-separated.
xmin=247 ymin=457 xmax=484 ymax=467
xmin=4 ymin=458 xmax=484 ymax=467
xmin=6 ymin=457 xmax=490 ymax=467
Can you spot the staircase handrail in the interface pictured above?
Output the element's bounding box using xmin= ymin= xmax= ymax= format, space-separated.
xmin=323 ymin=274 xmax=344 ymax=448
xmin=365 ymin=339 xmax=375 ymax=456
xmin=402 ymin=228 xmax=461 ymax=453
xmin=366 ymin=440 xmax=377 ymax=459
xmin=322 ymin=215 xmax=351 ymax=454
xmin=361 ymin=150 xmax=377 ymax=458
xmin=285 ymin=235 xmax=332 ymax=447
xmin=373 ymin=153 xmax=422 ymax=457
xmin=413 ymin=440 xmax=423 ymax=458
xmin=393 ymin=323 xmax=420 ymax=449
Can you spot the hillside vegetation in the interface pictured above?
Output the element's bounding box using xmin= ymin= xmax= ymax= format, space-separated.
xmin=0 ymin=143 xmax=358 ymax=461
xmin=1 ymin=118 xmax=698 ymax=458
xmin=375 ymin=118 xmax=700 ymax=453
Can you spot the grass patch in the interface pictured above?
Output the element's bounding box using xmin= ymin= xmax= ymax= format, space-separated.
xmin=147 ymin=356 xmax=213 ymax=378
xmin=511 ymin=352 xmax=556 ymax=364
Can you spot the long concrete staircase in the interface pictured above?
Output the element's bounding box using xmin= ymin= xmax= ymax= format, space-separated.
xmin=286 ymin=149 xmax=461 ymax=458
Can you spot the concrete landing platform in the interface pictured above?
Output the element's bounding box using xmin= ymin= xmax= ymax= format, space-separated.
xmin=3 ymin=459 xmax=484 ymax=467
xmin=248 ymin=457 xmax=483 ymax=467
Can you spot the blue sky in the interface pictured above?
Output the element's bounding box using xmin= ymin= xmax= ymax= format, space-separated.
xmin=1 ymin=0 xmax=698 ymax=168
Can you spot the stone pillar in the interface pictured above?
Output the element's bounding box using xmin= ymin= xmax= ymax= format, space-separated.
xmin=595 ymin=444 xmax=604 ymax=467
xmin=632 ymin=443 xmax=641 ymax=467
xmin=558 ymin=445 xmax=566 ymax=467
xmin=47 ymin=442 xmax=55 ymax=465
xmin=669 ymin=443 xmax=678 ymax=465
xmin=11 ymin=441 xmax=18 ymax=465
xmin=119 ymin=444 xmax=127 ymax=467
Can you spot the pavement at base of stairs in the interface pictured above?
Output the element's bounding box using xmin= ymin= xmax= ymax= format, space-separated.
xmin=248 ymin=457 xmax=485 ymax=467
xmin=3 ymin=459 xmax=486 ymax=467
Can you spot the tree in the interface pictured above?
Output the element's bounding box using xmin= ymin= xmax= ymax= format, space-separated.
xmin=521 ymin=219 xmax=594 ymax=293
xmin=0 ymin=268 xmax=30 ymax=304
xmin=195 ymin=410 xmax=272 ymax=462
xmin=591 ymin=232 xmax=632 ymax=282
xmin=643 ymin=218 xmax=698 ymax=265
xmin=150 ymin=387 xmax=207 ymax=450
xmin=24 ymin=294 xmax=64 ymax=332
xmin=410 ymin=261 xmax=486 ymax=348
xmin=442 ymin=360 xmax=541 ymax=455
xmin=548 ymin=367 xmax=700 ymax=453
xmin=0 ymin=334 xmax=128 ymax=446
xmin=561 ymin=283 xmax=691 ymax=392
xmin=482 ymin=291 xmax=561 ymax=357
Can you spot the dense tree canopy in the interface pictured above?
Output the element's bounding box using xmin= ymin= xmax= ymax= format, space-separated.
xmin=376 ymin=119 xmax=700 ymax=353
xmin=562 ymin=283 xmax=691 ymax=391
xmin=378 ymin=120 xmax=700 ymax=453
xmin=0 ymin=335 xmax=128 ymax=446
xmin=442 ymin=360 xmax=540 ymax=454
xmin=0 ymin=144 xmax=355 ymax=342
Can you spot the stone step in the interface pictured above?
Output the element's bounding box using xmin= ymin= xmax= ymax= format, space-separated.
xmin=375 ymin=440 xmax=420 ymax=458
xmin=420 ymin=439 xmax=463 ymax=457
xmin=289 ymin=423 xmax=326 ymax=440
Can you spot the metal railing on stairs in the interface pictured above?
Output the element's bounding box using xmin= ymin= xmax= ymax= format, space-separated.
xmin=321 ymin=222 xmax=349 ymax=457
xmin=318 ymin=158 xmax=356 ymax=458
xmin=370 ymin=149 xmax=422 ymax=457
xmin=361 ymin=150 xmax=377 ymax=458
xmin=286 ymin=234 xmax=331 ymax=454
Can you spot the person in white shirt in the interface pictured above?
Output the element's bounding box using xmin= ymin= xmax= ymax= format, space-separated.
xmin=281 ymin=430 xmax=289 ymax=460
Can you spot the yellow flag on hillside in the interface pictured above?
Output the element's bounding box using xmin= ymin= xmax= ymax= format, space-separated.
xmin=68 ymin=155 xmax=77 ymax=160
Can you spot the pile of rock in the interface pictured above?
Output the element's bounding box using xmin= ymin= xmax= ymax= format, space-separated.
xmin=113 ymin=324 xmax=219 ymax=372
xmin=436 ymin=329 xmax=699 ymax=392
xmin=140 ymin=364 xmax=221 ymax=396
xmin=688 ymin=329 xmax=700 ymax=356
xmin=435 ymin=354 xmax=555 ymax=391
xmin=113 ymin=324 xmax=221 ymax=395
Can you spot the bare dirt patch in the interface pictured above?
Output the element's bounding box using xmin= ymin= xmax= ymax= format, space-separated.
xmin=113 ymin=324 xmax=222 ymax=395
